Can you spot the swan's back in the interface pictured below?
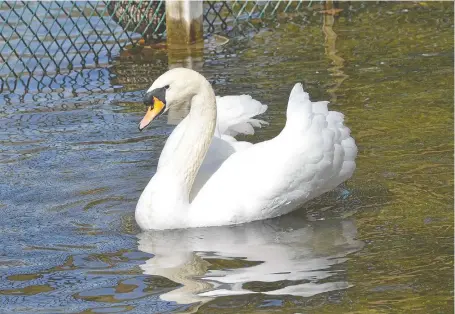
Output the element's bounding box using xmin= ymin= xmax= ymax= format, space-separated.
xmin=190 ymin=83 xmax=357 ymax=227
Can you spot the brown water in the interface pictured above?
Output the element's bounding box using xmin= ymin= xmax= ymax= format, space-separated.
xmin=0 ymin=2 xmax=453 ymax=313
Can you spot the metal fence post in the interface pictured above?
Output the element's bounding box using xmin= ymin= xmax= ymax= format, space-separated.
xmin=165 ymin=0 xmax=203 ymax=125
xmin=165 ymin=0 xmax=204 ymax=46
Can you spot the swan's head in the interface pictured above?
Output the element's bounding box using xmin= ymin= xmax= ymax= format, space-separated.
xmin=139 ymin=68 xmax=206 ymax=131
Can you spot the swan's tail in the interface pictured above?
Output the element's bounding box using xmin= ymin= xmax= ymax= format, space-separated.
xmin=284 ymin=83 xmax=357 ymax=189
xmin=216 ymin=95 xmax=268 ymax=137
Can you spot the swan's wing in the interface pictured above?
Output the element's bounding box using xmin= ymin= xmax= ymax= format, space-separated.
xmin=189 ymin=84 xmax=357 ymax=227
xmin=215 ymin=95 xmax=268 ymax=137
xmin=190 ymin=136 xmax=236 ymax=201
xmin=283 ymin=83 xmax=357 ymax=190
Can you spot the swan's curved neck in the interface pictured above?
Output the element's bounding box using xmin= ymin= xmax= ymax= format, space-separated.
xmin=160 ymin=79 xmax=216 ymax=202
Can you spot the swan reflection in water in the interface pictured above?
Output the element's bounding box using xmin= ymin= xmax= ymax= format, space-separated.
xmin=137 ymin=214 xmax=364 ymax=305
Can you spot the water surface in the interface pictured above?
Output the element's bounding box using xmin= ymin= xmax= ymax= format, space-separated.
xmin=0 ymin=2 xmax=453 ymax=313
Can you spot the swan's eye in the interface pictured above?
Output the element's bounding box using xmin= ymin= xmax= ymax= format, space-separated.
xmin=164 ymin=85 xmax=170 ymax=90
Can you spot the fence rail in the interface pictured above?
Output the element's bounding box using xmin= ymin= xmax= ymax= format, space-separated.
xmin=0 ymin=0 xmax=310 ymax=97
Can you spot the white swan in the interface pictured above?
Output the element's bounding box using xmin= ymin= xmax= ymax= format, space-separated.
xmin=136 ymin=68 xmax=357 ymax=230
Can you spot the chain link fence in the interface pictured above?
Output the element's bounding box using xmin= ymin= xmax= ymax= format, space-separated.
xmin=0 ymin=1 xmax=310 ymax=101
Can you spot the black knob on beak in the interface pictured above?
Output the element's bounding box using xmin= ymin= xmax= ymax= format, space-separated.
xmin=143 ymin=92 xmax=154 ymax=106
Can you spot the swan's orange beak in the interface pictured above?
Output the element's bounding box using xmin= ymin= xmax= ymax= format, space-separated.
xmin=139 ymin=97 xmax=165 ymax=131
